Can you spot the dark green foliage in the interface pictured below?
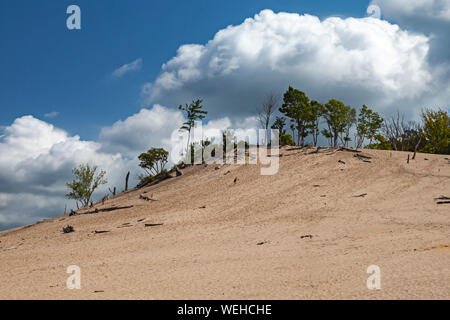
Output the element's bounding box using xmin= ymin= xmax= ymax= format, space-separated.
xmin=138 ymin=147 xmax=169 ymax=178
xmin=271 ymin=116 xmax=286 ymax=137
xmin=137 ymin=170 xmax=170 ymax=188
xmin=279 ymin=86 xmax=311 ymax=146
xmin=366 ymin=134 xmax=393 ymax=150
xmin=66 ymin=164 xmax=107 ymax=208
xmin=321 ymin=99 xmax=356 ymax=148
xmin=355 ymin=105 xmax=383 ymax=148
xmin=280 ymin=133 xmax=295 ymax=146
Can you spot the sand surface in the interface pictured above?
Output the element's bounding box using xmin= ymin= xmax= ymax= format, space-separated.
xmin=0 ymin=148 xmax=449 ymax=299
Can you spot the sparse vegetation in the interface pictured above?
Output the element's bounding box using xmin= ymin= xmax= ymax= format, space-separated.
xmin=66 ymin=164 xmax=107 ymax=208
xmin=137 ymin=148 xmax=169 ymax=187
xmin=178 ymin=99 xmax=208 ymax=157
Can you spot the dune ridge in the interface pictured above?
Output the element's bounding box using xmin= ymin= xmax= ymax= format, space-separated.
xmin=0 ymin=148 xmax=449 ymax=299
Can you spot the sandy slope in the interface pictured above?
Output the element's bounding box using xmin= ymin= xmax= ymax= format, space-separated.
xmin=0 ymin=148 xmax=449 ymax=300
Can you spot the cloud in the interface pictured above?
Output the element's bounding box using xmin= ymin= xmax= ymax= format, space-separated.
xmin=112 ymin=58 xmax=143 ymax=78
xmin=99 ymin=104 xmax=186 ymax=157
xmin=370 ymin=1 xmax=450 ymax=110
xmin=44 ymin=111 xmax=59 ymax=118
xmin=0 ymin=116 xmax=132 ymax=229
xmin=0 ymin=108 xmax=259 ymax=230
xmin=371 ymin=0 xmax=450 ymax=22
xmin=371 ymin=0 xmax=450 ymax=63
xmin=141 ymin=9 xmax=438 ymax=120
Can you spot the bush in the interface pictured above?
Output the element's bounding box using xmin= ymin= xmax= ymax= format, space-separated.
xmin=366 ymin=134 xmax=392 ymax=150
xmin=66 ymin=164 xmax=107 ymax=208
xmin=280 ymin=133 xmax=295 ymax=146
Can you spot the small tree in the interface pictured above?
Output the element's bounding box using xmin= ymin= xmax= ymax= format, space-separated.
xmin=66 ymin=164 xmax=107 ymax=208
xmin=279 ymin=86 xmax=311 ymax=146
xmin=257 ymin=93 xmax=278 ymax=145
xmin=178 ymin=99 xmax=208 ymax=157
xmin=420 ymin=108 xmax=449 ymax=154
xmin=355 ymin=105 xmax=383 ymax=148
xmin=138 ymin=148 xmax=169 ymax=177
xmin=321 ymin=99 xmax=355 ymax=148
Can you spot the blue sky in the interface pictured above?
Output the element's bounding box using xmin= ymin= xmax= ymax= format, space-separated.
xmin=1 ymin=0 xmax=449 ymax=230
xmin=1 ymin=0 xmax=370 ymax=139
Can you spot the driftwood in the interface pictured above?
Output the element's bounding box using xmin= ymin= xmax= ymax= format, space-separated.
xmin=144 ymin=223 xmax=164 ymax=227
xmin=354 ymin=154 xmax=372 ymax=163
xmin=338 ymin=160 xmax=346 ymax=165
xmin=435 ymin=196 xmax=450 ymax=204
xmin=94 ymin=230 xmax=110 ymax=234
xmin=327 ymin=147 xmax=362 ymax=155
xmin=339 ymin=147 xmax=361 ymax=153
xmin=71 ymin=205 xmax=133 ymax=216
xmin=353 ymin=193 xmax=368 ymax=198
xmin=300 ymin=235 xmax=313 ymax=239
xmin=140 ymin=194 xmax=158 ymax=201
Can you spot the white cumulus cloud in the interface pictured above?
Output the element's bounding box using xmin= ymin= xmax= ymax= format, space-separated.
xmin=0 ymin=116 xmax=132 ymax=229
xmin=142 ymin=9 xmax=434 ymax=120
xmin=112 ymin=58 xmax=143 ymax=78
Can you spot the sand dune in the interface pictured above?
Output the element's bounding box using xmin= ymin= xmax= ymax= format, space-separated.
xmin=0 ymin=148 xmax=449 ymax=299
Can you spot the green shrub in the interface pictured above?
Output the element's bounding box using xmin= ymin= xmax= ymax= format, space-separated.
xmin=280 ymin=133 xmax=295 ymax=146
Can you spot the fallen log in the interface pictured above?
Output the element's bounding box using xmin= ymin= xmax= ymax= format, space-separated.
xmin=94 ymin=230 xmax=110 ymax=234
